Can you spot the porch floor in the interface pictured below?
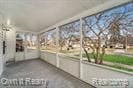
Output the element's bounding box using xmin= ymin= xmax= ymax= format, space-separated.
xmin=1 ymin=59 xmax=94 ymax=88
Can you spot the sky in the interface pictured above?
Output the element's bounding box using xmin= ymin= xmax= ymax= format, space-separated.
xmin=41 ymin=3 xmax=133 ymax=43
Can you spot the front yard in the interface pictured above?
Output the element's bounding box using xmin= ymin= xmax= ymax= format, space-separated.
xmin=75 ymin=53 xmax=133 ymax=72
xmin=81 ymin=53 xmax=133 ymax=65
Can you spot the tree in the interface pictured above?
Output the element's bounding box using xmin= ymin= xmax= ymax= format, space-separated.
xmin=59 ymin=21 xmax=80 ymax=51
xmin=109 ymin=4 xmax=133 ymax=48
xmin=82 ymin=3 xmax=133 ymax=64
xmin=83 ymin=12 xmax=110 ymax=64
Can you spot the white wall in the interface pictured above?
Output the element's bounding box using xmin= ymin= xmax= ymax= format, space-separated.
xmin=4 ymin=26 xmax=39 ymax=62
xmin=40 ymin=51 xmax=80 ymax=77
xmin=59 ymin=55 xmax=80 ymax=78
xmin=82 ymin=62 xmax=133 ymax=88
xmin=15 ymin=50 xmax=39 ymax=61
xmin=15 ymin=27 xmax=39 ymax=61
xmin=40 ymin=51 xmax=56 ymax=66
xmin=25 ymin=50 xmax=39 ymax=60
xmin=0 ymin=25 xmax=16 ymax=75
xmin=6 ymin=28 xmax=16 ymax=62
xmin=15 ymin=52 xmax=25 ymax=61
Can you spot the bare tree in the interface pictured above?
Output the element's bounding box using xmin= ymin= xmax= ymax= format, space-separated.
xmin=83 ymin=3 xmax=133 ymax=64
xmin=83 ymin=12 xmax=110 ymax=64
xmin=109 ymin=5 xmax=133 ymax=48
xmin=59 ymin=21 xmax=80 ymax=51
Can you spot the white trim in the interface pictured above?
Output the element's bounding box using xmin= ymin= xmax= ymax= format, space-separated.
xmin=79 ymin=18 xmax=83 ymax=79
xmin=56 ymin=27 xmax=60 ymax=67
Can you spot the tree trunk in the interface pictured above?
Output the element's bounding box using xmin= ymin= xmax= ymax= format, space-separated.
xmin=95 ymin=46 xmax=100 ymax=64
xmin=99 ymin=46 xmax=105 ymax=64
xmin=83 ymin=48 xmax=91 ymax=62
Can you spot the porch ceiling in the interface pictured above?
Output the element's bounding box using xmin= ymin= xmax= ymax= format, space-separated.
xmin=0 ymin=0 xmax=109 ymax=32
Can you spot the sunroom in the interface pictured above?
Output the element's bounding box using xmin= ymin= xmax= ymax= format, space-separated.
xmin=0 ymin=0 xmax=133 ymax=88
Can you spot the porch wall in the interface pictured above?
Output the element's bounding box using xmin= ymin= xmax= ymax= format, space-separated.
xmin=40 ymin=51 xmax=133 ymax=88
xmin=25 ymin=50 xmax=39 ymax=60
xmin=41 ymin=51 xmax=57 ymax=66
xmin=59 ymin=55 xmax=80 ymax=78
xmin=82 ymin=62 xmax=133 ymax=88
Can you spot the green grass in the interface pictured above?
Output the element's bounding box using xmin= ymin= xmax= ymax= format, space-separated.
xmin=103 ymin=54 xmax=133 ymax=66
xmin=75 ymin=53 xmax=133 ymax=66
xmin=75 ymin=53 xmax=133 ymax=72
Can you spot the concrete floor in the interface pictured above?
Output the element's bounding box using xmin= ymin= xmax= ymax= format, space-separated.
xmin=0 ymin=59 xmax=95 ymax=88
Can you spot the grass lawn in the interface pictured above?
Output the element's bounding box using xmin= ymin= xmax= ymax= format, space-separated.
xmin=103 ymin=54 xmax=133 ymax=66
xmin=75 ymin=53 xmax=133 ymax=72
xmin=76 ymin=53 xmax=133 ymax=66
xmin=75 ymin=54 xmax=133 ymax=66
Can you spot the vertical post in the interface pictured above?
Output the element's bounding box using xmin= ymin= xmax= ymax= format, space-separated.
xmin=37 ymin=34 xmax=41 ymax=58
xmin=125 ymin=32 xmax=127 ymax=52
xmin=24 ymin=32 xmax=27 ymax=60
xmin=56 ymin=27 xmax=60 ymax=67
xmin=45 ymin=33 xmax=47 ymax=49
xmin=80 ymin=18 xmax=83 ymax=79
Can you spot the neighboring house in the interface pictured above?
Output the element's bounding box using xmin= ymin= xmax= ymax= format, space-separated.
xmin=108 ymin=34 xmax=133 ymax=49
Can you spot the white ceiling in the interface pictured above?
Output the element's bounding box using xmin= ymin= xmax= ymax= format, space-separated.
xmin=0 ymin=0 xmax=109 ymax=32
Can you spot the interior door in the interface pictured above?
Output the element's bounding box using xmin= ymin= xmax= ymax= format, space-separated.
xmin=2 ymin=31 xmax=7 ymax=63
xmin=0 ymin=29 xmax=3 ymax=74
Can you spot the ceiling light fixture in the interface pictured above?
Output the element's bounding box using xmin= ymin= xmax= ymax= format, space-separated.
xmin=2 ymin=19 xmax=11 ymax=31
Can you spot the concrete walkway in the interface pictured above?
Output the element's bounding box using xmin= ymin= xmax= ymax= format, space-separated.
xmin=0 ymin=59 xmax=94 ymax=88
